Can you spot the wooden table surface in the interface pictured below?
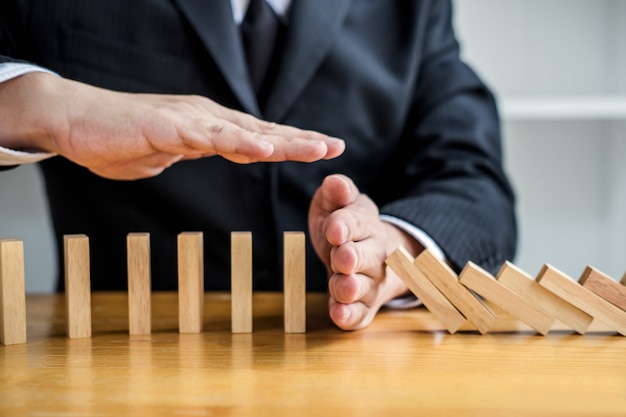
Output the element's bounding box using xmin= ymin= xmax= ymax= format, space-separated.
xmin=1 ymin=292 xmax=625 ymax=417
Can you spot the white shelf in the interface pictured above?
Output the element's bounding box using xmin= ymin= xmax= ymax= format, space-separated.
xmin=500 ymin=95 xmax=626 ymax=121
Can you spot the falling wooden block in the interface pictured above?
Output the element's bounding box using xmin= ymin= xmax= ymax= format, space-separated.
xmin=178 ymin=232 xmax=204 ymax=334
xmin=127 ymin=233 xmax=151 ymax=335
xmin=459 ymin=262 xmax=554 ymax=335
xmin=0 ymin=239 xmax=26 ymax=345
xmin=620 ymin=273 xmax=626 ymax=286
xmin=413 ymin=249 xmax=496 ymax=334
xmin=497 ymin=262 xmax=593 ymax=334
xmin=537 ymin=264 xmax=626 ymax=336
xmin=284 ymin=231 xmax=306 ymax=333
xmin=578 ymin=266 xmax=626 ymax=312
xmin=386 ymin=246 xmax=466 ymax=334
xmin=64 ymin=234 xmax=92 ymax=339
xmin=231 ymin=232 xmax=253 ymax=333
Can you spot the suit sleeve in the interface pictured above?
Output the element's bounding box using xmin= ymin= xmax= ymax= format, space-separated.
xmin=379 ymin=0 xmax=517 ymax=274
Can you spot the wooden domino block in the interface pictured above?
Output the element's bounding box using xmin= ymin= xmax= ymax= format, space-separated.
xmin=386 ymin=246 xmax=466 ymax=334
xmin=64 ymin=234 xmax=92 ymax=339
xmin=459 ymin=262 xmax=554 ymax=335
xmin=621 ymin=272 xmax=626 ymax=286
xmin=578 ymin=266 xmax=626 ymax=312
xmin=497 ymin=262 xmax=593 ymax=334
xmin=537 ymin=264 xmax=626 ymax=336
xmin=413 ymin=249 xmax=496 ymax=334
xmin=178 ymin=232 xmax=204 ymax=334
xmin=0 ymin=239 xmax=27 ymax=345
xmin=231 ymin=232 xmax=253 ymax=333
xmin=284 ymin=231 xmax=306 ymax=333
xmin=127 ymin=233 xmax=151 ymax=335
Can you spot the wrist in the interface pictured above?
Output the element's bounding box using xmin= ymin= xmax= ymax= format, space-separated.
xmin=0 ymin=72 xmax=64 ymax=153
xmin=383 ymin=221 xmax=425 ymax=259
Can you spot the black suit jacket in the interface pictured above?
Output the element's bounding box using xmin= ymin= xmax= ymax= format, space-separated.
xmin=0 ymin=0 xmax=516 ymax=292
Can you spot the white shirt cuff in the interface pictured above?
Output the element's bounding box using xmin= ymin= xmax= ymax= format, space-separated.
xmin=0 ymin=147 xmax=56 ymax=165
xmin=379 ymin=214 xmax=446 ymax=261
xmin=0 ymin=62 xmax=58 ymax=83
xmin=380 ymin=214 xmax=448 ymax=309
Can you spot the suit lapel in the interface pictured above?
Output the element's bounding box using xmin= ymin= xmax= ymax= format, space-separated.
xmin=265 ymin=0 xmax=351 ymax=122
xmin=171 ymin=0 xmax=351 ymax=121
xmin=172 ymin=0 xmax=261 ymax=115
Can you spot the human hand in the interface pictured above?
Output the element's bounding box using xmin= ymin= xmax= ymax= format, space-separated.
xmin=308 ymin=174 xmax=424 ymax=330
xmin=0 ymin=73 xmax=345 ymax=179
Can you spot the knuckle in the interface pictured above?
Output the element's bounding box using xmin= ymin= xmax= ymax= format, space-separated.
xmin=206 ymin=123 xmax=226 ymax=137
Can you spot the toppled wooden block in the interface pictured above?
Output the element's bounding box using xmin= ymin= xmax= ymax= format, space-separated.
xmin=497 ymin=262 xmax=592 ymax=334
xmin=414 ymin=249 xmax=496 ymax=334
xmin=579 ymin=266 xmax=626 ymax=312
xmin=386 ymin=246 xmax=466 ymax=334
xmin=459 ymin=262 xmax=554 ymax=336
xmin=537 ymin=264 xmax=626 ymax=336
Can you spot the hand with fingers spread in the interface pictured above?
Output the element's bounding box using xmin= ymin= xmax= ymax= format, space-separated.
xmin=308 ymin=174 xmax=425 ymax=330
xmin=0 ymin=72 xmax=345 ymax=180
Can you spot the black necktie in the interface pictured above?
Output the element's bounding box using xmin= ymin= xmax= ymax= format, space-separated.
xmin=240 ymin=0 xmax=280 ymax=96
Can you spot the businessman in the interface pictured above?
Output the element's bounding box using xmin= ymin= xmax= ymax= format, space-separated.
xmin=0 ymin=0 xmax=516 ymax=330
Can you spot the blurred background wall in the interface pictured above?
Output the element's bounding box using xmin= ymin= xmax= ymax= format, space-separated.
xmin=1 ymin=0 xmax=625 ymax=292
xmin=454 ymin=0 xmax=626 ymax=280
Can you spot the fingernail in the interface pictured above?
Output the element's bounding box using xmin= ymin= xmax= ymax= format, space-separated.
xmin=328 ymin=137 xmax=345 ymax=144
xmin=339 ymin=222 xmax=348 ymax=243
xmin=340 ymin=305 xmax=352 ymax=322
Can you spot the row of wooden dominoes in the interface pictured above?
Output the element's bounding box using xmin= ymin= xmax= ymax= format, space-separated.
xmin=386 ymin=246 xmax=626 ymax=335
xmin=0 ymin=231 xmax=306 ymax=345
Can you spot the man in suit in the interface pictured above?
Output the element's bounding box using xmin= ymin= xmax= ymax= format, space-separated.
xmin=0 ymin=0 xmax=516 ymax=330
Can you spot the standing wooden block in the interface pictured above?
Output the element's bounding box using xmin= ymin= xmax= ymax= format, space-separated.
xmin=127 ymin=233 xmax=151 ymax=335
xmin=621 ymin=272 xmax=626 ymax=286
xmin=0 ymin=239 xmax=26 ymax=345
xmin=178 ymin=232 xmax=204 ymax=334
xmin=386 ymin=246 xmax=466 ymax=334
xmin=64 ymin=234 xmax=92 ymax=339
xmin=537 ymin=264 xmax=626 ymax=336
xmin=459 ymin=262 xmax=554 ymax=336
xmin=578 ymin=266 xmax=626 ymax=312
xmin=284 ymin=231 xmax=306 ymax=333
xmin=497 ymin=262 xmax=593 ymax=334
xmin=414 ymin=249 xmax=496 ymax=334
xmin=231 ymin=232 xmax=253 ymax=333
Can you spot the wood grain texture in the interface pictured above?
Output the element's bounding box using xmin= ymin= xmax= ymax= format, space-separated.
xmin=63 ymin=234 xmax=92 ymax=339
xmin=497 ymin=261 xmax=593 ymax=334
xmin=459 ymin=262 xmax=554 ymax=335
xmin=127 ymin=233 xmax=151 ymax=335
xmin=537 ymin=264 xmax=626 ymax=336
xmin=177 ymin=232 xmax=204 ymax=334
xmin=0 ymin=239 xmax=26 ymax=345
xmin=579 ymin=266 xmax=626 ymax=311
xmin=231 ymin=232 xmax=252 ymax=333
xmin=386 ymin=246 xmax=466 ymax=334
xmin=414 ymin=249 xmax=496 ymax=334
xmin=284 ymin=232 xmax=306 ymax=333
xmin=2 ymin=292 xmax=625 ymax=417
